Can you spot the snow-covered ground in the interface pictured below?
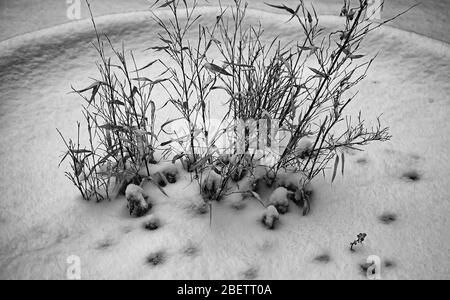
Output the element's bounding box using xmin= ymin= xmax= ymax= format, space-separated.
xmin=0 ymin=2 xmax=449 ymax=279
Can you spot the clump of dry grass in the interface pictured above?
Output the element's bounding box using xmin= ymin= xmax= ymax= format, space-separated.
xmin=58 ymin=0 xmax=405 ymax=216
xmin=58 ymin=1 xmax=163 ymax=201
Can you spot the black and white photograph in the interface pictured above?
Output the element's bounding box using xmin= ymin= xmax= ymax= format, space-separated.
xmin=0 ymin=0 xmax=449 ymax=281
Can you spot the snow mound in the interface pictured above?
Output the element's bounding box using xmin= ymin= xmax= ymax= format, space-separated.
xmin=262 ymin=205 xmax=280 ymax=229
xmin=268 ymin=187 xmax=290 ymax=214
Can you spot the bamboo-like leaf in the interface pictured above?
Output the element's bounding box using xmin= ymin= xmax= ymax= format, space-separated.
xmin=72 ymin=81 xmax=102 ymax=94
xmin=146 ymin=45 xmax=170 ymax=52
xmin=349 ymin=54 xmax=365 ymax=59
xmin=151 ymin=0 xmax=161 ymax=8
xmin=342 ymin=47 xmax=351 ymax=56
xmin=332 ymin=154 xmax=340 ymax=183
xmin=223 ymin=61 xmax=255 ymax=69
xmin=341 ymin=152 xmax=345 ymax=176
xmin=172 ymin=153 xmax=185 ymax=164
xmin=210 ymin=86 xmax=227 ymax=91
xmin=111 ymin=100 xmax=125 ymax=106
xmin=158 ymin=0 xmax=175 ymax=8
xmin=132 ymin=77 xmax=150 ymax=82
xmin=132 ymin=77 xmax=169 ymax=85
xmin=160 ymin=117 xmax=183 ymax=134
xmin=130 ymin=86 xmax=138 ymax=99
xmin=265 ymin=3 xmax=296 ymax=15
xmin=98 ymin=124 xmax=116 ymax=130
xmin=309 ymin=67 xmax=328 ymax=79
xmin=71 ymin=149 xmax=92 ymax=154
xmin=134 ymin=60 xmax=158 ymax=72
xmin=204 ymin=63 xmax=233 ymax=77
xmin=307 ymin=11 xmax=313 ymax=23
xmin=160 ymin=140 xmax=173 ymax=147
xmin=58 ymin=151 xmax=70 ymax=167
xmin=159 ymin=37 xmax=173 ymax=45
xmin=89 ymin=84 xmax=100 ymax=103
xmin=298 ymin=46 xmax=313 ymax=51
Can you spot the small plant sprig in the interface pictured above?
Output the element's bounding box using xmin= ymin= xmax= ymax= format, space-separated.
xmin=350 ymin=232 xmax=367 ymax=251
xmin=58 ymin=1 xmax=163 ymax=201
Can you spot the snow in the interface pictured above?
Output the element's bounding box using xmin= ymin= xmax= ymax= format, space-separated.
xmin=0 ymin=3 xmax=449 ymax=280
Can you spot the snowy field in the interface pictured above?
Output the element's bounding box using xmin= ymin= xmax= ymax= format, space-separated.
xmin=0 ymin=1 xmax=449 ymax=280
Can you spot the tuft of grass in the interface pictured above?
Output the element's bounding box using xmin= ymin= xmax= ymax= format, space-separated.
xmin=58 ymin=0 xmax=408 ymax=219
xmin=58 ymin=1 xmax=163 ymax=201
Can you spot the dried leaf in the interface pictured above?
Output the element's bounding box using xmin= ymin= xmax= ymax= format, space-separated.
xmin=172 ymin=153 xmax=185 ymax=164
xmin=111 ymin=100 xmax=125 ymax=106
xmin=332 ymin=154 xmax=340 ymax=183
xmin=134 ymin=60 xmax=158 ymax=72
xmin=71 ymin=149 xmax=92 ymax=154
xmin=160 ymin=117 xmax=183 ymax=134
xmin=72 ymin=81 xmax=102 ymax=94
xmin=146 ymin=46 xmax=170 ymax=52
xmin=159 ymin=0 xmax=175 ymax=8
xmin=265 ymin=3 xmax=296 ymax=15
xmin=132 ymin=77 xmax=169 ymax=85
xmin=349 ymin=54 xmax=365 ymax=59
xmin=204 ymin=63 xmax=232 ymax=77
xmin=309 ymin=67 xmax=328 ymax=79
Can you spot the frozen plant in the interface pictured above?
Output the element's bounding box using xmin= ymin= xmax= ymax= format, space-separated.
xmin=268 ymin=187 xmax=292 ymax=214
xmin=262 ymin=205 xmax=280 ymax=229
xmin=200 ymin=168 xmax=223 ymax=201
xmin=126 ymin=184 xmax=151 ymax=217
xmin=350 ymin=232 xmax=367 ymax=251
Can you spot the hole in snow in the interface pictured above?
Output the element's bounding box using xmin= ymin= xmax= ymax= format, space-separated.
xmin=143 ymin=218 xmax=161 ymax=231
xmin=146 ymin=250 xmax=166 ymax=266
xmin=314 ymin=254 xmax=331 ymax=263
xmin=188 ymin=201 xmax=209 ymax=215
xmin=356 ymin=157 xmax=368 ymax=164
xmin=384 ymin=260 xmax=396 ymax=268
xmin=242 ymin=267 xmax=258 ymax=279
xmin=95 ymin=238 xmax=115 ymax=250
xmin=402 ymin=170 xmax=421 ymax=181
xmin=378 ymin=213 xmax=397 ymax=224
xmin=183 ymin=244 xmax=199 ymax=257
